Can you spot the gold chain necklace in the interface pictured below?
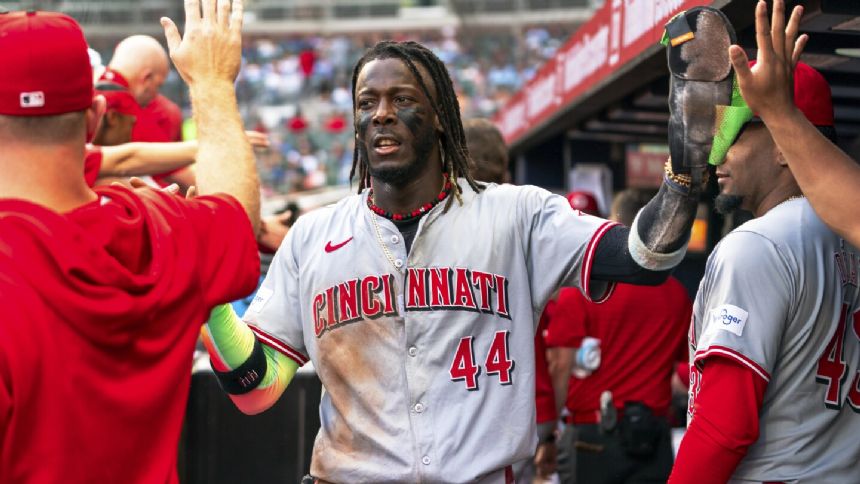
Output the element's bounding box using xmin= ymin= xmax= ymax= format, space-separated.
xmin=370 ymin=209 xmax=406 ymax=275
xmin=368 ymin=176 xmax=450 ymax=274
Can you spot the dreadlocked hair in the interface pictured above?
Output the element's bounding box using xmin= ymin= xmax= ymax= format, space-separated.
xmin=349 ymin=40 xmax=484 ymax=210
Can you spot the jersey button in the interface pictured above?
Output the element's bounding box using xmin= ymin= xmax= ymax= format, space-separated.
xmin=394 ymin=259 xmax=403 ymax=268
xmin=390 ymin=235 xmax=400 ymax=244
xmin=413 ymin=402 xmax=425 ymax=413
xmin=408 ymin=346 xmax=418 ymax=357
xmin=421 ymin=456 xmax=431 ymax=465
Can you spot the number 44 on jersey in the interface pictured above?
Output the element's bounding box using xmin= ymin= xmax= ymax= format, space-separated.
xmin=450 ymin=330 xmax=515 ymax=390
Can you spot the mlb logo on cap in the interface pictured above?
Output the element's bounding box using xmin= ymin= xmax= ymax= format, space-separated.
xmin=0 ymin=11 xmax=93 ymax=116
xmin=20 ymin=91 xmax=46 ymax=109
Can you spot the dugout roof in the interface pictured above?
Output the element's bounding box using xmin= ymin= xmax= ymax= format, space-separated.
xmin=495 ymin=0 xmax=860 ymax=157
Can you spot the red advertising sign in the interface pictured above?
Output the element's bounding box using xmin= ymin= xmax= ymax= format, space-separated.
xmin=626 ymin=147 xmax=668 ymax=188
xmin=495 ymin=0 xmax=712 ymax=145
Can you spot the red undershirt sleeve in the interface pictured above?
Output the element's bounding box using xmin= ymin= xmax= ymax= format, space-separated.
xmin=669 ymin=355 xmax=768 ymax=484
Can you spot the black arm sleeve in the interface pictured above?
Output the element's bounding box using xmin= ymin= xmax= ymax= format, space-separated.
xmin=591 ymin=225 xmax=671 ymax=285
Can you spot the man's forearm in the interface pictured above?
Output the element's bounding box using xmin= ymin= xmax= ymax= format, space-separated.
xmin=629 ymin=181 xmax=697 ymax=270
xmin=202 ymin=304 xmax=297 ymax=415
xmin=763 ymin=108 xmax=860 ymax=246
xmin=100 ymin=141 xmax=197 ymax=177
xmin=546 ymin=347 xmax=574 ymax=415
xmin=191 ymin=81 xmax=260 ymax=233
xmin=591 ymin=181 xmax=695 ymax=284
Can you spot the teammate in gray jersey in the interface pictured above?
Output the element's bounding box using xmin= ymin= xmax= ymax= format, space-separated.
xmin=670 ymin=3 xmax=860 ymax=482
xmin=199 ymin=20 xmax=730 ymax=482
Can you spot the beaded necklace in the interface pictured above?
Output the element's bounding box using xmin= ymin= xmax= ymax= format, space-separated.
xmin=366 ymin=176 xmax=453 ymax=222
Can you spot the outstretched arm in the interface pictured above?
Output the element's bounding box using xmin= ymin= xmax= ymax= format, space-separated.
xmin=591 ymin=175 xmax=697 ymax=285
xmin=729 ymin=0 xmax=860 ymax=247
xmin=161 ymin=0 xmax=260 ymax=233
xmin=99 ymin=141 xmax=197 ymax=177
xmin=100 ymin=131 xmax=269 ymax=183
xmin=201 ymin=304 xmax=298 ymax=414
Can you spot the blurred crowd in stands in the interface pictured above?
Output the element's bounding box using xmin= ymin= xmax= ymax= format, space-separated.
xmin=120 ymin=25 xmax=576 ymax=196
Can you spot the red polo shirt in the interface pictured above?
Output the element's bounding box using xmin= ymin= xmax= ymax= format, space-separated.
xmin=132 ymin=94 xmax=184 ymax=187
xmin=545 ymin=278 xmax=691 ymax=420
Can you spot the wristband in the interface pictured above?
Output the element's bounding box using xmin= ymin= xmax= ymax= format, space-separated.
xmin=211 ymin=336 xmax=268 ymax=395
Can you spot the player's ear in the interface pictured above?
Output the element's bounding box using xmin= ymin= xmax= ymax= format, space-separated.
xmin=86 ymin=95 xmax=106 ymax=142
xmin=434 ymin=115 xmax=444 ymax=134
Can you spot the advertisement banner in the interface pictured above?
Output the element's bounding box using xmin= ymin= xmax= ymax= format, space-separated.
xmin=495 ymin=0 xmax=710 ymax=145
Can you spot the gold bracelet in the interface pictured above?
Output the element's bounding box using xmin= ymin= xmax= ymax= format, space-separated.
xmin=664 ymin=158 xmax=692 ymax=187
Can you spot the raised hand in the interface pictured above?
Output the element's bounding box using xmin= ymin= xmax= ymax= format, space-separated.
xmin=160 ymin=0 xmax=244 ymax=85
xmin=729 ymin=0 xmax=808 ymax=121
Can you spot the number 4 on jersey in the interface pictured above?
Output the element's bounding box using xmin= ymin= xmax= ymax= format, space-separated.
xmin=485 ymin=330 xmax=514 ymax=385
xmin=450 ymin=336 xmax=481 ymax=390
xmin=450 ymin=331 xmax=514 ymax=390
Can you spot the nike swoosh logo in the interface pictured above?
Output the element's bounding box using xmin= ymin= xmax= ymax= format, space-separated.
xmin=325 ymin=237 xmax=353 ymax=253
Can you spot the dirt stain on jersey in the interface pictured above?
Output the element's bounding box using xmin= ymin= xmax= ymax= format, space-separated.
xmin=311 ymin=314 xmax=412 ymax=478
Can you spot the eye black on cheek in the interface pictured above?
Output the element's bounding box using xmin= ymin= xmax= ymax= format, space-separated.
xmin=396 ymin=106 xmax=426 ymax=136
xmin=356 ymin=112 xmax=373 ymax=140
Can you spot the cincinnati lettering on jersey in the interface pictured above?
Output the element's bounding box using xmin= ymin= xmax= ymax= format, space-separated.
xmin=312 ymin=268 xmax=512 ymax=338
xmin=405 ymin=267 xmax=511 ymax=319
xmin=313 ymin=274 xmax=397 ymax=337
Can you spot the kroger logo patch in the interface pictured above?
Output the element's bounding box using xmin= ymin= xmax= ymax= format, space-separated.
xmin=710 ymin=304 xmax=749 ymax=336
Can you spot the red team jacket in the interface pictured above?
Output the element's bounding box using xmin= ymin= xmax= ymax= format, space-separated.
xmin=0 ymin=186 xmax=259 ymax=483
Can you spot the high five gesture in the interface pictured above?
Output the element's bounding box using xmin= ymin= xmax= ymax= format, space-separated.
xmin=160 ymin=0 xmax=260 ymax=232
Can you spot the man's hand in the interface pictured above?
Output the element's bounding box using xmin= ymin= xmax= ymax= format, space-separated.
xmin=534 ymin=440 xmax=558 ymax=479
xmin=161 ymin=0 xmax=244 ymax=85
xmin=729 ymin=0 xmax=808 ymax=122
xmin=160 ymin=0 xmax=261 ymax=234
xmin=257 ymin=211 xmax=292 ymax=252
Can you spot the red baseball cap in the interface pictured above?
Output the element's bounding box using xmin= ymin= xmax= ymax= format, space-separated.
xmin=95 ymin=73 xmax=140 ymax=116
xmin=749 ymin=60 xmax=834 ymax=126
xmin=97 ymin=68 xmax=131 ymax=89
xmin=0 ymin=11 xmax=93 ymax=116
xmin=566 ymin=191 xmax=600 ymax=215
xmin=97 ymin=89 xmax=140 ymax=116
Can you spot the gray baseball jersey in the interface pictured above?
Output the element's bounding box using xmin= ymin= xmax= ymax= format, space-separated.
xmin=244 ymin=180 xmax=616 ymax=483
xmin=689 ymin=198 xmax=860 ymax=483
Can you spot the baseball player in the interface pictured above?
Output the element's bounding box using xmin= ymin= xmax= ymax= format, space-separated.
xmin=0 ymin=3 xmax=261 ymax=482
xmin=670 ymin=3 xmax=860 ymax=482
xmin=202 ymin=32 xmax=725 ymax=481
